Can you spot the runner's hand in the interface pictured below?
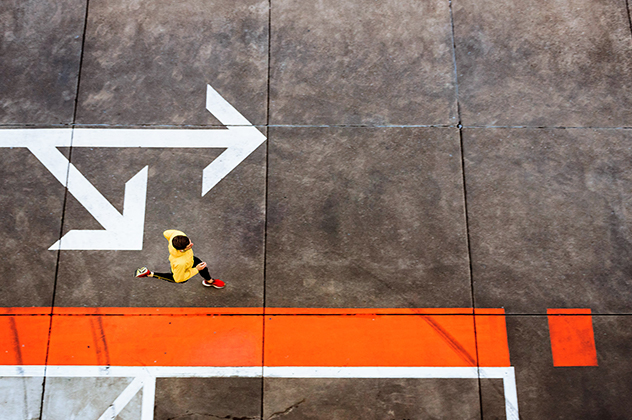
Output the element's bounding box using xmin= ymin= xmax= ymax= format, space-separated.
xmin=196 ymin=262 xmax=207 ymax=271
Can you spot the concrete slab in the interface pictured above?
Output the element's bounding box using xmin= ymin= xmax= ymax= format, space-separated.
xmin=154 ymin=378 xmax=261 ymax=420
xmin=41 ymin=377 xmax=139 ymax=419
xmin=53 ymin=143 xmax=266 ymax=307
xmin=75 ymin=0 xmax=268 ymax=126
xmin=464 ymin=128 xmax=632 ymax=314
xmin=266 ymin=127 xmax=470 ymax=308
xmin=264 ymin=378 xmax=481 ymax=419
xmin=483 ymin=315 xmax=632 ymax=419
xmin=0 ymin=147 xmax=66 ymax=307
xmin=0 ymin=377 xmax=43 ymax=420
xmin=269 ymin=0 xmax=457 ymax=126
xmin=0 ymin=0 xmax=85 ymax=124
xmin=453 ymin=0 xmax=632 ymax=127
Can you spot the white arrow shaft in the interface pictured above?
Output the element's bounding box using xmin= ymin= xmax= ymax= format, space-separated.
xmin=28 ymin=144 xmax=124 ymax=230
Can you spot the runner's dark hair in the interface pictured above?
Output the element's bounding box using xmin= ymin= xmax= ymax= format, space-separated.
xmin=172 ymin=235 xmax=190 ymax=250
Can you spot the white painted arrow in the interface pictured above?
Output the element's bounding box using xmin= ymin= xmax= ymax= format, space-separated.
xmin=0 ymin=85 xmax=266 ymax=250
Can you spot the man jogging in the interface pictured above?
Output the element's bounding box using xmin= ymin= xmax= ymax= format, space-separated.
xmin=135 ymin=229 xmax=225 ymax=288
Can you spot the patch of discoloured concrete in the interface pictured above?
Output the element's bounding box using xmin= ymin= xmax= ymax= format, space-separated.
xmin=154 ymin=377 xmax=262 ymax=420
xmin=0 ymin=377 xmax=43 ymax=420
xmin=54 ymin=144 xmax=266 ymax=307
xmin=464 ymin=128 xmax=632 ymax=313
xmin=269 ymin=0 xmax=457 ymax=126
xmin=0 ymin=147 xmax=65 ymax=307
xmin=0 ymin=0 xmax=86 ymax=124
xmin=264 ymin=378 xmax=481 ymax=419
xmin=266 ymin=127 xmax=471 ymax=308
xmin=41 ymin=377 xmax=138 ymax=419
xmin=490 ymin=315 xmax=632 ymax=419
xmin=453 ymin=0 xmax=632 ymax=127
xmin=75 ymin=0 xmax=268 ymax=126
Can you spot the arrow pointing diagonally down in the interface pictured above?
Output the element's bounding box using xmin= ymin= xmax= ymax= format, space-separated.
xmin=0 ymin=84 xmax=266 ymax=250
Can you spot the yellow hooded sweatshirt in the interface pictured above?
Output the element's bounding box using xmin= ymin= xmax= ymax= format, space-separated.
xmin=164 ymin=229 xmax=198 ymax=283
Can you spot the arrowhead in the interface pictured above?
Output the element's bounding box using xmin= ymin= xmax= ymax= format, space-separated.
xmin=49 ymin=166 xmax=149 ymax=251
xmin=201 ymin=85 xmax=266 ymax=196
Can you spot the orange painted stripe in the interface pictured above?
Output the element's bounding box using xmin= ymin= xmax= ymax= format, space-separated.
xmin=47 ymin=314 xmax=263 ymax=366
xmin=52 ymin=307 xmax=263 ymax=315
xmin=547 ymin=308 xmax=598 ymax=367
xmin=265 ymin=314 xmax=510 ymax=367
xmin=1 ymin=308 xmax=512 ymax=367
xmin=0 ymin=307 xmax=50 ymax=315
xmin=265 ymin=308 xmax=474 ymax=315
xmin=475 ymin=312 xmax=511 ymax=367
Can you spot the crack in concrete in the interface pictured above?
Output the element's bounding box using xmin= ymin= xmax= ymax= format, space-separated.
xmin=267 ymin=398 xmax=306 ymax=419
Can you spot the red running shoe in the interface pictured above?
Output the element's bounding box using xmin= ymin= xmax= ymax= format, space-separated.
xmin=202 ymin=279 xmax=225 ymax=289
xmin=135 ymin=267 xmax=151 ymax=278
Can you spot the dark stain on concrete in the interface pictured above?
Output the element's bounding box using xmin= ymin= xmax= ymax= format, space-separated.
xmin=422 ymin=316 xmax=476 ymax=367
xmin=89 ymin=317 xmax=111 ymax=366
xmin=8 ymin=317 xmax=24 ymax=365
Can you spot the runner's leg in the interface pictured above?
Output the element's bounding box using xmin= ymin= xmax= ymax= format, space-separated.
xmin=152 ymin=271 xmax=177 ymax=283
xmin=193 ymin=256 xmax=212 ymax=280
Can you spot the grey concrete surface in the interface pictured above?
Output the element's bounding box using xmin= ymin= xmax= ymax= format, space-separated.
xmin=41 ymin=377 xmax=139 ymax=419
xmin=154 ymin=378 xmax=261 ymax=420
xmin=75 ymin=0 xmax=268 ymax=126
xmin=493 ymin=315 xmax=632 ymax=419
xmin=266 ymin=127 xmax=471 ymax=308
xmin=1 ymin=0 xmax=632 ymax=418
xmin=464 ymin=128 xmax=632 ymax=314
xmin=54 ymin=144 xmax=266 ymax=307
xmin=264 ymin=378 xmax=481 ymax=419
xmin=269 ymin=0 xmax=457 ymax=126
xmin=0 ymin=148 xmax=65 ymax=307
xmin=453 ymin=0 xmax=632 ymax=127
xmin=0 ymin=377 xmax=43 ymax=420
xmin=0 ymin=0 xmax=85 ymax=124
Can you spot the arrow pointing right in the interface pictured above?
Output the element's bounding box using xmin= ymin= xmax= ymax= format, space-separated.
xmin=0 ymin=84 xmax=266 ymax=250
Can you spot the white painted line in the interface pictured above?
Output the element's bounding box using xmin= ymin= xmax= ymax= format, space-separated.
xmin=0 ymin=85 xmax=266 ymax=250
xmin=206 ymin=84 xmax=252 ymax=126
xmin=263 ymin=366 xmax=481 ymax=379
xmin=97 ymin=376 xmax=144 ymax=420
xmin=0 ymin=365 xmax=519 ymax=419
xmin=3 ymin=365 xmax=264 ymax=378
xmin=140 ymin=376 xmax=156 ymax=420
xmin=0 ymin=366 xmax=46 ymax=377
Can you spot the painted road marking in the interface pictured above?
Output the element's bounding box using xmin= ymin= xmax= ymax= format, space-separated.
xmin=0 ymin=307 xmax=517 ymax=418
xmin=0 ymin=85 xmax=266 ymax=251
xmin=0 ymin=308 xmax=510 ymax=367
xmin=547 ymin=308 xmax=598 ymax=367
xmin=0 ymin=366 xmax=519 ymax=420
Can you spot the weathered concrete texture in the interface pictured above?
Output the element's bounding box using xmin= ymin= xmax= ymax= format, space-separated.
xmin=269 ymin=0 xmax=457 ymax=126
xmin=266 ymin=127 xmax=471 ymax=308
xmin=0 ymin=377 xmax=43 ymax=420
xmin=0 ymin=147 xmax=66 ymax=307
xmin=154 ymin=377 xmax=261 ymax=420
xmin=54 ymin=144 xmax=265 ymax=307
xmin=478 ymin=378 xmax=506 ymax=419
xmin=264 ymin=378 xmax=481 ymax=419
xmin=0 ymin=0 xmax=85 ymax=124
xmin=487 ymin=315 xmax=632 ymax=419
xmin=75 ymin=0 xmax=268 ymax=126
xmin=464 ymin=128 xmax=632 ymax=313
xmin=453 ymin=0 xmax=632 ymax=127
xmin=41 ymin=377 xmax=139 ymax=419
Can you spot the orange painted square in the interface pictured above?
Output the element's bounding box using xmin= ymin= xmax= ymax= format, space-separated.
xmin=547 ymin=309 xmax=598 ymax=367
